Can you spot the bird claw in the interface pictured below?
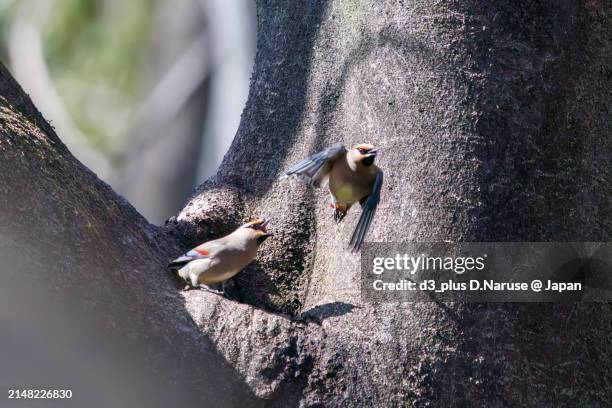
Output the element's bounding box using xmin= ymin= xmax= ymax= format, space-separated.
xmin=332 ymin=206 xmax=347 ymax=223
xmin=198 ymin=284 xmax=225 ymax=295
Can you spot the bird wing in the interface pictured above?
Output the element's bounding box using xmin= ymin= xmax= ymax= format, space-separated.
xmin=167 ymin=242 xmax=214 ymax=271
xmin=349 ymin=169 xmax=383 ymax=252
xmin=281 ymin=145 xmax=347 ymax=187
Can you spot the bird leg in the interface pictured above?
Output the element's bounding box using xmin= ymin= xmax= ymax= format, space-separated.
xmin=332 ymin=203 xmax=348 ymax=222
xmin=198 ymin=284 xmax=225 ymax=295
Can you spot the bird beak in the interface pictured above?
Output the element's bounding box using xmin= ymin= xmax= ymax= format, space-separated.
xmin=260 ymin=218 xmax=272 ymax=235
xmin=256 ymin=219 xmax=273 ymax=244
xmin=366 ymin=148 xmax=378 ymax=157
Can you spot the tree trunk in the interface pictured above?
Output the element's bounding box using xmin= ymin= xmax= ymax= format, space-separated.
xmin=2 ymin=1 xmax=611 ymax=407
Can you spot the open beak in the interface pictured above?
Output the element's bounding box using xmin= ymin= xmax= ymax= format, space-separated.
xmin=366 ymin=148 xmax=378 ymax=157
xmin=260 ymin=218 xmax=272 ymax=235
xmin=256 ymin=219 xmax=273 ymax=244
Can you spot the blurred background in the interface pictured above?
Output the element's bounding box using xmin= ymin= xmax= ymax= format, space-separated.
xmin=0 ymin=0 xmax=256 ymax=224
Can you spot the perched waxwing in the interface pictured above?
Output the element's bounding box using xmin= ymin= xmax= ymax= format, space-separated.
xmin=168 ymin=219 xmax=273 ymax=293
xmin=281 ymin=144 xmax=383 ymax=251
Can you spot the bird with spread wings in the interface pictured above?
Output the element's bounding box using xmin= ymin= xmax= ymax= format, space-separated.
xmin=281 ymin=143 xmax=383 ymax=252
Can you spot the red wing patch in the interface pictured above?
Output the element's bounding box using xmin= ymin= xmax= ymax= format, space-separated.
xmin=195 ymin=248 xmax=210 ymax=256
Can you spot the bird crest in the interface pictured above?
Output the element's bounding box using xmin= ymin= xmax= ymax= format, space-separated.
xmin=245 ymin=219 xmax=265 ymax=226
xmin=352 ymin=143 xmax=375 ymax=151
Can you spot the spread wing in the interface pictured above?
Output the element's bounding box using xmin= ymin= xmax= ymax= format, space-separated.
xmin=281 ymin=145 xmax=347 ymax=187
xmin=349 ymin=169 xmax=383 ymax=252
xmin=167 ymin=242 xmax=213 ymax=271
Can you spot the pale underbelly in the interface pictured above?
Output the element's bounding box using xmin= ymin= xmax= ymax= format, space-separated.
xmin=199 ymin=267 xmax=242 ymax=284
xmin=197 ymin=254 xmax=253 ymax=284
xmin=329 ymin=182 xmax=369 ymax=203
xmin=182 ymin=246 xmax=256 ymax=285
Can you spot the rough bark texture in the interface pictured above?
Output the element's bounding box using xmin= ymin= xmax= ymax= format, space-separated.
xmin=0 ymin=64 xmax=259 ymax=407
xmin=2 ymin=1 xmax=611 ymax=407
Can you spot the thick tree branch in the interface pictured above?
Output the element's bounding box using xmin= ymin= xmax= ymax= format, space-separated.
xmin=1 ymin=0 xmax=611 ymax=406
xmin=0 ymin=63 xmax=260 ymax=407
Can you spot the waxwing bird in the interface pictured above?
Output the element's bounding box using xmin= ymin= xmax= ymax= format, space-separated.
xmin=167 ymin=219 xmax=273 ymax=293
xmin=281 ymin=144 xmax=383 ymax=252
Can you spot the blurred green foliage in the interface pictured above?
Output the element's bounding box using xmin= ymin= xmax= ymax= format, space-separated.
xmin=43 ymin=0 xmax=152 ymax=156
xmin=2 ymin=0 xmax=153 ymax=157
xmin=44 ymin=0 xmax=151 ymax=93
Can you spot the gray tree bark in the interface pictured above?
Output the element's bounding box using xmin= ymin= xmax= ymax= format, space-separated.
xmin=1 ymin=1 xmax=611 ymax=407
